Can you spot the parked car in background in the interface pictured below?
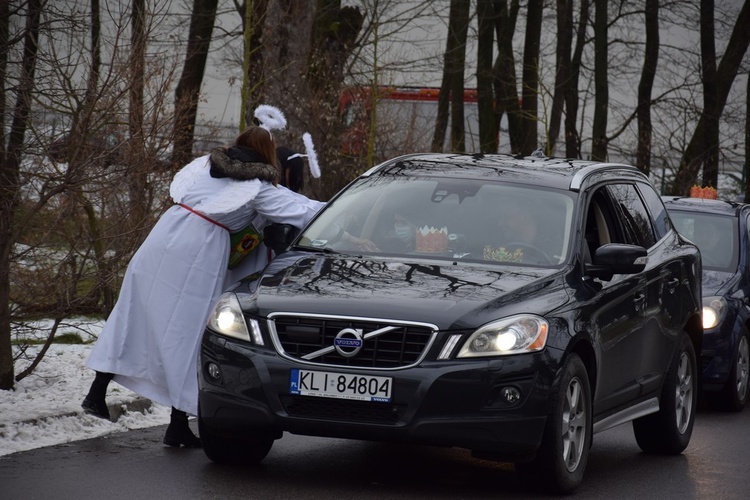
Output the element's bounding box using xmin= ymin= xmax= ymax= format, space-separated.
xmin=663 ymin=196 xmax=750 ymax=411
xmin=198 ymin=153 xmax=702 ymax=493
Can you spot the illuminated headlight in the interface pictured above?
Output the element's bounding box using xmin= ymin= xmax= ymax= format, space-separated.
xmin=702 ymin=296 xmax=727 ymax=330
xmin=207 ymin=292 xmax=263 ymax=345
xmin=457 ymin=315 xmax=548 ymax=358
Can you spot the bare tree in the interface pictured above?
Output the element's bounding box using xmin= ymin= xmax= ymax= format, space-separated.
xmin=1 ymin=0 xmax=41 ymax=390
xmin=493 ymin=0 xmax=522 ymax=154
xmin=591 ymin=0 xmax=608 ymax=161
xmin=668 ymin=0 xmax=750 ymax=195
xmin=546 ymin=0 xmax=572 ymax=156
xmin=172 ymin=0 xmax=219 ymax=167
xmin=476 ymin=0 xmax=497 ymax=153
xmin=700 ymin=0 xmax=719 ymax=189
xmin=564 ymin=0 xmax=589 ymax=159
xmin=635 ymin=0 xmax=659 ymax=175
xmin=127 ymin=0 xmax=149 ymax=243
xmin=238 ymin=0 xmax=269 ymax=129
xmin=2 ymin=0 xmax=185 ymax=385
xmin=432 ymin=0 xmax=470 ymax=153
xmin=519 ymin=0 xmax=544 ymax=155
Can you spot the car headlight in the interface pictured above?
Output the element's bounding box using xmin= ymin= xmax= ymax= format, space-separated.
xmin=457 ymin=315 xmax=548 ymax=358
xmin=207 ymin=292 xmax=264 ymax=345
xmin=702 ymin=296 xmax=727 ymax=330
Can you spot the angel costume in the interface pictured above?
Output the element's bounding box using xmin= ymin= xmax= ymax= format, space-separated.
xmin=86 ymin=148 xmax=324 ymax=416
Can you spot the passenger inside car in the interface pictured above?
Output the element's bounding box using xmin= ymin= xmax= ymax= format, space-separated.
xmin=484 ymin=201 xmax=557 ymax=264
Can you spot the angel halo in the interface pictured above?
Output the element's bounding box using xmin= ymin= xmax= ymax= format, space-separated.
xmin=254 ymin=105 xmax=287 ymax=134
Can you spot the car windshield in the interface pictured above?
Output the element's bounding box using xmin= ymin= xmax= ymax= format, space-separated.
xmin=298 ymin=174 xmax=576 ymax=267
xmin=668 ymin=211 xmax=738 ymax=272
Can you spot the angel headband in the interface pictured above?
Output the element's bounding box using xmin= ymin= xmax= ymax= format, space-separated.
xmin=253 ymin=104 xmax=320 ymax=179
xmin=254 ymin=104 xmax=287 ymax=135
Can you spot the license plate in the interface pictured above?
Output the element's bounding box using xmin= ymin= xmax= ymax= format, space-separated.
xmin=289 ymin=369 xmax=392 ymax=403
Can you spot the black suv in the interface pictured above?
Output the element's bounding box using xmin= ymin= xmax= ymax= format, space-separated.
xmin=198 ymin=154 xmax=702 ymax=493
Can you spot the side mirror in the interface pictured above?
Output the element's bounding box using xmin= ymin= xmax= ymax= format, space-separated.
xmin=585 ymin=243 xmax=648 ymax=281
xmin=263 ymin=223 xmax=299 ymax=255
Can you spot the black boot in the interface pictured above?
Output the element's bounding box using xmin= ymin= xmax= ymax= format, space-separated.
xmin=82 ymin=371 xmax=114 ymax=420
xmin=163 ymin=407 xmax=202 ymax=448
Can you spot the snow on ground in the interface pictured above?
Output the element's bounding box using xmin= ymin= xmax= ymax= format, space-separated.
xmin=0 ymin=319 xmax=170 ymax=458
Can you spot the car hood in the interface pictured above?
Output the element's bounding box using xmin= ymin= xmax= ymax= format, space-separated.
xmin=235 ymin=252 xmax=570 ymax=330
xmin=702 ymin=268 xmax=739 ymax=296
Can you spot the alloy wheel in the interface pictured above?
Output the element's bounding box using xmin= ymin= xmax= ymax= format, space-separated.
xmin=674 ymin=352 xmax=694 ymax=433
xmin=562 ymin=377 xmax=587 ymax=472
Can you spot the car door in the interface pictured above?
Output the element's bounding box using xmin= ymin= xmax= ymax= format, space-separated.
xmin=581 ymin=183 xmax=666 ymax=414
xmin=611 ymin=182 xmax=683 ymax=398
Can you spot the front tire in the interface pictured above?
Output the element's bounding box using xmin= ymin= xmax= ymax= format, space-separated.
xmin=199 ymin=407 xmax=274 ymax=465
xmin=516 ymin=353 xmax=591 ymax=494
xmin=633 ymin=332 xmax=697 ymax=454
xmin=720 ymin=327 xmax=749 ymax=412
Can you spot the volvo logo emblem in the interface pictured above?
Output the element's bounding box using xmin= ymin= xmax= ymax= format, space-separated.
xmin=334 ymin=328 xmax=364 ymax=357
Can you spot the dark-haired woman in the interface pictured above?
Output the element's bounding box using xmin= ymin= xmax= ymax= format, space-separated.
xmin=83 ymin=126 xmax=324 ymax=447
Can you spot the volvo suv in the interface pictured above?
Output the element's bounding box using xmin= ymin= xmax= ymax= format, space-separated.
xmin=198 ymin=153 xmax=702 ymax=493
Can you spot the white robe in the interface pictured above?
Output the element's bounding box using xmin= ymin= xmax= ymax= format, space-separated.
xmin=86 ymin=155 xmax=324 ymax=415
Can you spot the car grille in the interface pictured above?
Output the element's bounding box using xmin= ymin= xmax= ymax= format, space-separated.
xmin=268 ymin=314 xmax=436 ymax=369
xmin=280 ymin=395 xmax=404 ymax=424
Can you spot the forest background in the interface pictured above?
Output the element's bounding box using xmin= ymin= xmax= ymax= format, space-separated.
xmin=1 ymin=0 xmax=749 ymax=391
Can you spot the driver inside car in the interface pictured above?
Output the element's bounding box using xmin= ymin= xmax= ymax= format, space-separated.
xmin=485 ymin=204 xmax=549 ymax=264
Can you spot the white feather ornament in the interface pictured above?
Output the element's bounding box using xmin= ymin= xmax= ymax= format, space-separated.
xmin=302 ymin=132 xmax=321 ymax=178
xmin=254 ymin=105 xmax=287 ymax=132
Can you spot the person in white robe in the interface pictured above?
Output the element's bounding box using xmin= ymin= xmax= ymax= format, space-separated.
xmin=82 ymin=125 xmax=324 ymax=447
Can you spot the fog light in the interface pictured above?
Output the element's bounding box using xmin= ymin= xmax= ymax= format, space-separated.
xmin=501 ymin=386 xmax=521 ymax=404
xmin=207 ymin=362 xmax=222 ymax=381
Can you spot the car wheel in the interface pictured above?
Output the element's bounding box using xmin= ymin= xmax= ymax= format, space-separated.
xmin=633 ymin=332 xmax=697 ymax=454
xmin=516 ymin=353 xmax=591 ymax=494
xmin=720 ymin=327 xmax=750 ymax=412
xmin=198 ymin=408 xmax=274 ymax=465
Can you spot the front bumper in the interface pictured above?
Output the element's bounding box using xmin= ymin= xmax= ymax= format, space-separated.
xmin=198 ymin=330 xmax=561 ymax=462
xmin=701 ymin=310 xmax=743 ymax=390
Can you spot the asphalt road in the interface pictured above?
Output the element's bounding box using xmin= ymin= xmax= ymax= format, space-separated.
xmin=1 ymin=404 xmax=749 ymax=499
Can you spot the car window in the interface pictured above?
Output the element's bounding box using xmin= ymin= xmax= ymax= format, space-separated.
xmin=582 ymin=187 xmax=628 ymax=264
xmin=605 ymin=184 xmax=657 ymax=248
xmin=637 ymin=182 xmax=671 ymax=239
xmin=298 ymin=175 xmax=576 ymax=267
xmin=669 ymin=211 xmax=738 ymax=271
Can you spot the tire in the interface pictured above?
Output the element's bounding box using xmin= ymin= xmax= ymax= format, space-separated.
xmin=198 ymin=408 xmax=274 ymax=465
xmin=720 ymin=327 xmax=750 ymax=412
xmin=633 ymin=332 xmax=697 ymax=454
xmin=516 ymin=354 xmax=591 ymax=494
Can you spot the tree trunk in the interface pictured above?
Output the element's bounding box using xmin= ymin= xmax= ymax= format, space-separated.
xmin=476 ymin=0 xmax=497 ymax=153
xmin=565 ymin=0 xmax=589 ymax=159
xmin=700 ymin=0 xmax=719 ymax=189
xmin=744 ymin=72 xmax=750 ymax=203
xmin=240 ymin=0 xmax=269 ymax=129
xmin=591 ymin=0 xmax=608 ymax=161
xmin=172 ymin=0 xmax=219 ymax=168
xmin=303 ymin=0 xmax=362 ymax=200
xmin=492 ymin=0 xmax=522 ymax=154
xmin=432 ymin=0 xmax=467 ymax=153
xmin=449 ymin=0 xmax=470 ymax=153
xmin=519 ymin=0 xmax=543 ymax=155
xmin=546 ymin=0 xmax=572 ymax=156
xmin=0 ymin=0 xmax=41 ymax=390
xmin=636 ymin=0 xmax=659 ymax=176
xmin=669 ymin=0 xmax=750 ymax=195
xmin=128 ymin=0 xmax=149 ymax=242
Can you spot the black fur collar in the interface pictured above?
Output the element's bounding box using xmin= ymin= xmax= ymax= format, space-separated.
xmin=209 ymin=147 xmax=278 ymax=183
